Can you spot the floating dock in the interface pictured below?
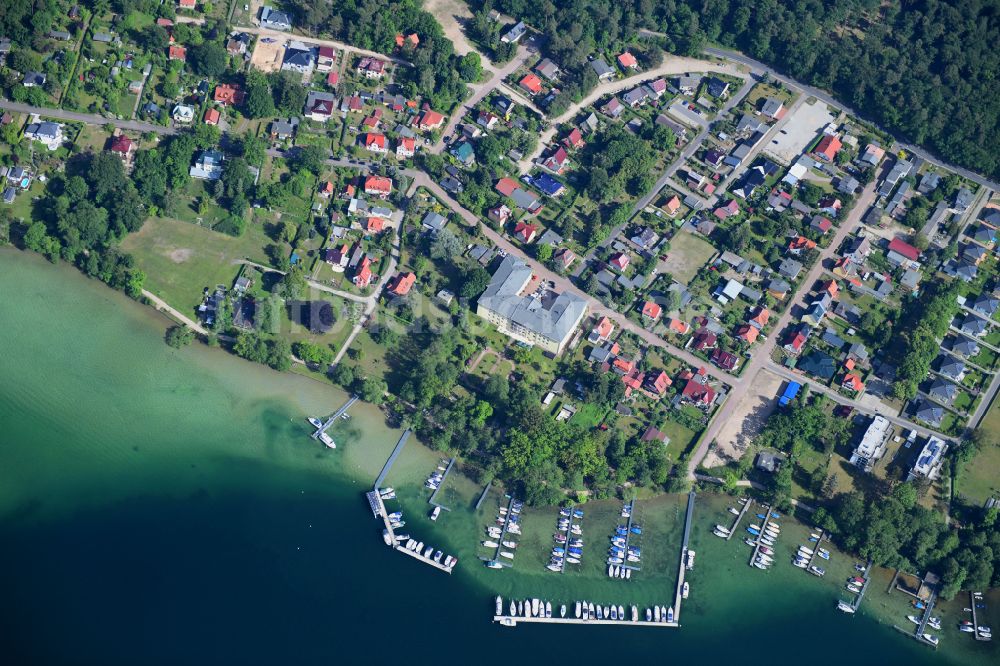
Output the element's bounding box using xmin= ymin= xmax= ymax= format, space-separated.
xmin=311 ymin=395 xmax=358 ymax=440
xmin=747 ymin=503 xmax=773 ymax=568
xmin=615 ymin=498 xmax=639 ymax=575
xmin=370 ymin=489 xmax=455 ymax=574
xmin=970 ymin=591 xmax=990 ymax=641
xmin=726 ymin=497 xmax=752 ymax=540
xmin=427 ymin=457 xmax=455 ymax=509
xmin=486 ymin=496 xmax=518 ymax=568
xmin=373 ymin=429 xmax=411 ymax=490
xmin=493 ymin=614 xmax=678 ymax=628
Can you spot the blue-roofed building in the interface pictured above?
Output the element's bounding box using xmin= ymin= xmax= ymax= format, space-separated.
xmin=450 ymin=141 xmax=476 ymax=166
xmin=778 ymin=381 xmax=801 ymax=407
xmin=534 ymin=172 xmax=565 ymax=197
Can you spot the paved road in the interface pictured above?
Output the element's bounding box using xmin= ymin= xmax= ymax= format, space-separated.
xmin=687 ymin=178 xmax=880 ymax=478
xmin=0 ymin=99 xmax=176 ymax=135
xmin=702 ymin=46 xmax=1000 ymax=192
xmin=518 ymin=56 xmax=750 ymax=172
xmin=432 ymin=46 xmax=533 ymax=153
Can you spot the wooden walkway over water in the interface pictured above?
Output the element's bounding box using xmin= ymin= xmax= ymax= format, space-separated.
xmin=427 ymin=457 xmax=455 ymax=510
xmin=673 ymin=491 xmax=696 ymax=623
xmin=725 ymin=497 xmax=752 ymax=540
xmin=373 ymin=429 xmax=411 ymax=489
xmin=369 ymin=490 xmax=455 ymax=574
xmin=312 ymin=395 xmax=358 ymax=440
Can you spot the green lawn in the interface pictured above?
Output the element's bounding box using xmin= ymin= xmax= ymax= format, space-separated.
xmin=122 ymin=216 xmax=276 ymax=313
xmin=958 ymin=396 xmax=1000 ymax=505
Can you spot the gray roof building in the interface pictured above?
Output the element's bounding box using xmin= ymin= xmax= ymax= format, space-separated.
xmin=476 ymin=256 xmax=588 ymax=355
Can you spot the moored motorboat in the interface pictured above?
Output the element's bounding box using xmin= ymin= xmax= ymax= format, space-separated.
xmin=502 ymin=540 xmax=517 ymax=549
xmin=596 ymin=605 xmax=603 ymax=620
xmin=654 ymin=606 xmax=661 ymax=622
xmin=683 ymin=581 xmax=690 ymax=599
xmin=486 ymin=560 xmax=503 ymax=569
xmin=837 ymin=600 xmax=856 ymax=613
xmin=496 ymin=596 xmax=503 ymax=615
xmin=646 ymin=608 xmax=653 ymax=622
xmin=500 ymin=551 xmax=514 ymax=559
xmin=560 ymin=604 xmax=566 ymax=618
xmin=667 ymin=606 xmax=674 ymax=623
xmin=610 ymin=606 xmax=618 ymax=620
xmin=307 ymin=417 xmax=323 ymax=428
xmin=625 ymin=568 xmax=631 ymax=580
xmin=531 ymin=599 xmax=539 ymax=616
xmin=922 ymin=633 xmax=939 ymax=646
xmin=546 ymin=601 xmax=552 ymax=618
xmin=510 ymin=600 xmax=516 ymax=616
xmin=483 ymin=540 xmax=498 ymax=548
xmin=430 ymin=506 xmax=441 ymax=521
xmin=619 ymin=567 xmax=626 ymax=579
xmin=907 ymin=615 xmax=921 ymax=625
xmin=575 ymin=601 xmax=582 ymax=618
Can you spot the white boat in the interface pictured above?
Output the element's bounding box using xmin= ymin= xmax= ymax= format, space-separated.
xmin=430 ymin=506 xmax=441 ymax=521
xmin=749 ymin=524 xmax=761 ymax=531
xmin=922 ymin=633 xmax=939 ymax=646
xmin=761 ymin=546 xmax=773 ymax=555
xmin=415 ymin=541 xmax=424 ymax=553
xmin=611 ymin=606 xmax=618 ymax=620
xmin=496 ymin=596 xmax=503 ymax=616
xmin=502 ymin=540 xmax=517 ymax=549
xmin=566 ymin=556 xmax=580 ymax=564
xmin=510 ymin=600 xmax=516 ymax=616
xmin=682 ymin=582 xmax=690 ymax=599
xmin=745 ymin=538 xmax=757 ymax=547
xmin=753 ymin=561 xmax=768 ymax=569
xmin=907 ymin=615 xmax=921 ymax=625
xmin=500 ymin=551 xmax=514 ymax=559
xmin=604 ymin=605 xmax=611 ymax=619
xmin=546 ymin=563 xmax=560 ymax=572
xmin=518 ymin=601 xmax=524 ymax=616
xmin=619 ymin=567 xmax=627 ymax=578
xmin=307 ymin=417 xmax=323 ymax=428
xmin=654 ymin=606 xmax=661 ymax=622
xmin=793 ymin=559 xmax=808 ymax=568
xmin=433 ymin=550 xmax=443 ymax=562
xmin=847 ymin=584 xmax=861 ymax=593
xmin=625 ymin=569 xmax=631 ymax=580
xmin=424 ymin=546 xmax=434 ymax=558
xmin=482 ymin=540 xmax=498 ymax=548
xmin=560 ymin=604 xmax=566 ymax=618
xmin=589 ymin=602 xmax=595 ymax=618
xmin=686 ymin=550 xmax=696 ymax=570
xmin=318 ymin=432 xmax=336 ymax=449
xmin=646 ymin=608 xmax=652 ymax=622
xmin=531 ymin=599 xmax=539 ymax=617
xmin=666 ymin=606 xmax=674 ymax=623
xmin=596 ymin=606 xmax=604 ymax=620
xmin=575 ymin=601 xmax=581 ymax=618
xmin=799 ymin=546 xmax=815 ymax=555
xmin=486 ymin=560 xmax=503 ymax=569
xmin=632 ymin=606 xmax=638 ymax=622
xmin=837 ymin=601 xmax=856 ymax=613
xmin=810 ymin=533 xmax=821 ymax=539
xmin=715 ymin=524 xmax=731 ymax=534
xmin=729 ymin=507 xmax=740 ymax=515
xmin=713 ymin=529 xmax=729 ymax=538
xmin=608 ymin=565 xmax=615 ymax=577
xmin=545 ymin=601 xmax=552 ymax=618
xmin=618 ymin=605 xmax=625 ymax=619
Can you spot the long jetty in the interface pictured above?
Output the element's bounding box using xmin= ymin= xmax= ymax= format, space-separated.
xmin=474 ymin=480 xmax=492 ymax=511
xmin=619 ymin=498 xmax=639 ymax=574
xmin=373 ymin=429 xmax=411 ymax=489
xmin=562 ymin=508 xmax=582 ymax=574
xmin=970 ymin=591 xmax=989 ymax=641
xmin=804 ymin=530 xmax=827 ymax=572
xmin=428 ymin=457 xmax=455 ymax=509
xmin=850 ymin=560 xmax=874 ymax=611
xmin=673 ymin=491 xmax=696 ymax=623
xmin=367 ymin=490 xmax=455 ymax=574
xmin=312 ymin=395 xmax=358 ymax=439
xmin=493 ymin=614 xmax=677 ymax=628
xmin=914 ymin=590 xmax=938 ymax=640
xmin=747 ymin=503 xmax=771 ymax=568
xmin=726 ymin=497 xmax=752 ymax=540
xmin=489 ymin=496 xmax=517 ymax=567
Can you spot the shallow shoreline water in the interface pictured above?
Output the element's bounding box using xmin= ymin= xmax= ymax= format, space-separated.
xmin=0 ymin=248 xmax=997 ymax=665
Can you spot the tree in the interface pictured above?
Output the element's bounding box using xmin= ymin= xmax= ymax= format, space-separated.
xmin=457 ymin=52 xmax=482 ymax=82
xmin=277 ymin=268 xmax=307 ymax=300
xmin=460 ymin=265 xmax=490 ymax=299
xmin=87 ymin=151 xmax=127 ymax=204
xmin=536 ymin=243 xmax=553 ymax=262
xmin=293 ymin=341 xmax=334 ymax=367
xmin=267 ymin=338 xmax=292 ymax=371
xmin=189 ymin=41 xmax=228 ymax=77
xmin=292 ymin=145 xmax=326 ymax=175
xmin=331 ymin=363 xmax=355 ymax=388
xmin=358 ymin=376 xmax=387 ymax=403
xmin=165 ymin=325 xmax=195 ymax=348
xmin=270 ymin=71 xmax=307 ymax=115
xmin=244 ymin=71 xmax=275 ymax=118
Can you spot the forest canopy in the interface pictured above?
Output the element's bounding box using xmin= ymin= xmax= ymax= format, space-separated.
xmin=491 ymin=0 xmax=1000 ymax=180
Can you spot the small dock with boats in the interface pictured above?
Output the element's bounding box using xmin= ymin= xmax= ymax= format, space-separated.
xmin=369 ymin=487 xmax=457 ymax=575
xmin=725 ymin=496 xmax=752 ymax=540
xmin=801 ymin=529 xmax=829 ymax=577
xmin=608 ymin=499 xmax=641 ymax=579
xmin=839 ymin=560 xmax=873 ymax=614
xmin=308 ymin=395 xmax=358 ymax=447
xmin=492 ymin=597 xmax=678 ymax=628
xmin=552 ymin=506 xmax=584 ymax=574
xmin=968 ymin=590 xmax=992 ymax=641
xmin=673 ymin=491 xmax=696 ymax=623
xmin=745 ymin=504 xmax=780 ymax=571
xmin=481 ymin=496 xmax=522 ymax=570
xmin=427 ymin=457 xmax=455 ymax=510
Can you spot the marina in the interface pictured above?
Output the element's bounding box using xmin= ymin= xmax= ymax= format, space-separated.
xmin=426 ymin=457 xmax=455 ymax=511
xmin=482 ymin=495 xmax=521 ymax=569
xmin=609 ymin=498 xmax=641 ymax=578
xmin=673 ymin=491 xmax=696 ymax=623
xmin=553 ymin=506 xmax=584 ymax=573
xmin=724 ymin=497 xmax=752 ymax=541
xmin=801 ymin=529 xmax=828 ymax=577
xmin=368 ymin=488 xmax=457 ymax=574
xmin=841 ymin=560 xmax=873 ymax=613
xmin=747 ymin=503 xmax=778 ymax=570
xmin=309 ymin=395 xmax=358 ymax=442
xmin=970 ymin=591 xmax=992 ymax=641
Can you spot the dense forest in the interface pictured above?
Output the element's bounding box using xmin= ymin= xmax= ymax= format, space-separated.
xmin=490 ymin=0 xmax=1000 ymax=180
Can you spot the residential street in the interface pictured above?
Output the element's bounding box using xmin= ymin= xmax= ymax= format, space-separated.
xmin=0 ymin=100 xmax=176 ymax=135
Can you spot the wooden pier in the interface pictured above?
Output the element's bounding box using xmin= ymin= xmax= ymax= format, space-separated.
xmin=474 ymin=480 xmax=492 ymax=511
xmin=725 ymin=497 xmax=752 ymax=540
xmin=849 ymin=560 xmax=874 ymax=611
xmin=312 ymin=395 xmax=358 ymax=440
xmin=561 ymin=507 xmax=582 ymax=574
xmin=373 ymin=429 xmax=411 ymax=490
xmin=804 ymin=529 xmax=827 ymax=572
xmin=914 ymin=589 xmax=938 ymax=639
xmin=427 ymin=457 xmax=455 ymax=509
xmin=673 ymin=491 xmax=696 ymax=623
xmin=747 ymin=503 xmax=772 ymax=568
xmin=616 ymin=498 xmax=639 ymax=575
xmin=970 ymin=591 xmax=990 ymax=641
xmin=487 ymin=496 xmax=518 ymax=568
xmin=371 ymin=490 xmax=455 ymax=574
xmin=493 ymin=614 xmax=678 ymax=628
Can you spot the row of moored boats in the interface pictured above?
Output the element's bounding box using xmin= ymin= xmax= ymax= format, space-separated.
xmin=376 ymin=487 xmax=458 ymax=569
xmin=484 ymin=499 xmax=522 ymax=569
xmin=548 ymin=506 xmax=584 ymax=572
xmin=425 ymin=459 xmax=449 ymax=491
xmin=306 ymin=417 xmax=336 ymax=448
xmin=496 ymin=597 xmax=675 ymax=623
xmin=608 ymin=501 xmax=642 ymax=577
xmin=744 ymin=505 xmax=781 ymax=571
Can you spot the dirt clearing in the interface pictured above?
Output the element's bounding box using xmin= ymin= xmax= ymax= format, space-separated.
xmin=250 ymin=38 xmax=286 ymax=73
xmin=703 ymin=369 xmax=785 ymax=468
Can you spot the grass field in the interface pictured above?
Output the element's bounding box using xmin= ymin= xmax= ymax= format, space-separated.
xmin=957 ymin=396 xmax=1000 ymax=505
xmin=122 ymin=216 xmax=275 ymax=313
xmin=659 ymin=230 xmax=716 ymax=284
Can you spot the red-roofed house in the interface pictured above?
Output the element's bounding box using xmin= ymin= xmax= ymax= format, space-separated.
xmin=643 ymin=370 xmax=671 ymax=396
xmin=592 ymin=316 xmax=614 ymax=341
xmin=318 ymin=181 xmax=334 ymax=198
xmin=820 ymin=280 xmax=839 ymax=299
xmin=748 ymin=307 xmax=770 ymax=330
xmin=563 ymin=128 xmax=584 ymax=150
xmin=617 ymin=52 xmax=638 ymax=70
xmin=554 ymin=248 xmax=576 ymax=270
xmin=842 ymin=373 xmax=865 ymax=393
xmin=735 ymin=324 xmax=759 ymax=344
xmin=541 ymin=146 xmax=569 ymax=174
xmin=168 ymin=45 xmax=186 ymax=61
xmin=519 ymin=73 xmax=542 ymax=95
xmin=813 ymin=134 xmax=842 ymax=162
xmin=783 ymin=328 xmax=808 ymax=354
xmin=887 ymin=237 xmax=921 ymax=262
xmin=364 ymin=133 xmax=387 ymax=153
xmin=514 ymin=221 xmax=538 ymax=244
xmin=178 ymin=0 xmax=196 ymax=9
xmin=641 ymin=301 xmax=662 ymax=321
xmin=788 ymin=236 xmax=817 ymax=254
xmin=496 ymin=177 xmax=520 ymax=197
xmin=714 ymin=199 xmax=739 ymax=220
xmin=416 ymin=110 xmax=444 ymax=130
xmin=681 ymin=378 xmax=716 ymax=406
xmin=612 ymin=357 xmax=636 ymax=375
xmin=366 ymin=217 xmax=385 ymax=233
xmin=609 ymin=252 xmax=630 ymax=271
xmin=357 ymin=57 xmax=386 ymax=79
xmin=621 ymin=368 xmax=644 ymax=395
xmin=668 ymin=318 xmax=690 ymax=335
xmin=327 ymin=71 xmax=339 ymax=87
xmin=387 ymin=271 xmax=416 ymax=296
xmin=396 ymin=136 xmax=416 ymax=159
xmin=712 ymin=348 xmax=739 ymax=371
xmin=316 ymin=46 xmax=336 ymax=72
xmin=203 ymin=108 xmax=221 ymax=125
xmin=364 ymin=176 xmax=392 ymax=198
xmin=353 ymin=256 xmax=374 ymax=288
xmin=213 ymin=84 xmax=243 ymax=106
xmin=811 ymin=215 xmax=833 ymax=234
xmin=664 ymin=195 xmax=682 ymax=216
xmin=109 ymin=134 xmax=134 ymax=159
